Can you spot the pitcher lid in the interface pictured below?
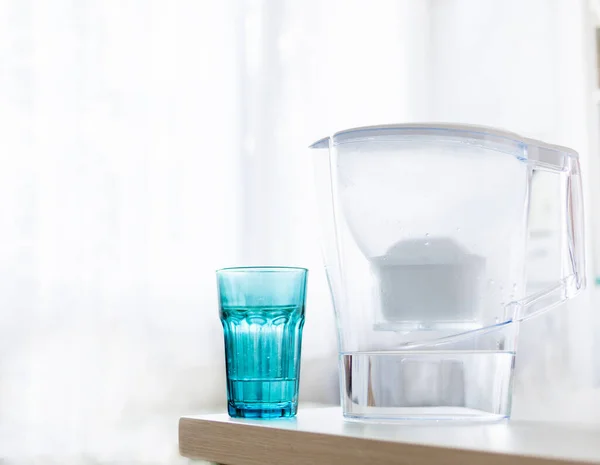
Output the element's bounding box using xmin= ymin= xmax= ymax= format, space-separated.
xmin=309 ymin=123 xmax=578 ymax=158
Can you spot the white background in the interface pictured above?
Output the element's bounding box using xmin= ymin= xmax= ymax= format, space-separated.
xmin=0 ymin=0 xmax=599 ymax=463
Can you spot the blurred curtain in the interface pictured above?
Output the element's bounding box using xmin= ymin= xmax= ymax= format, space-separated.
xmin=0 ymin=0 xmax=598 ymax=463
xmin=0 ymin=1 xmax=242 ymax=462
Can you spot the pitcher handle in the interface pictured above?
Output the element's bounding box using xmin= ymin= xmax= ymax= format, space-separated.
xmin=518 ymin=144 xmax=586 ymax=320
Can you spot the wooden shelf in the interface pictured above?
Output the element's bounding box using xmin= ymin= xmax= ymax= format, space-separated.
xmin=179 ymin=407 xmax=600 ymax=465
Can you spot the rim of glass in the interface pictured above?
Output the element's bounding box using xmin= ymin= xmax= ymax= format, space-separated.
xmin=216 ymin=266 xmax=308 ymax=273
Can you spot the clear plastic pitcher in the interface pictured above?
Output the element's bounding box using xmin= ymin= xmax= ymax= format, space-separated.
xmin=309 ymin=124 xmax=585 ymax=421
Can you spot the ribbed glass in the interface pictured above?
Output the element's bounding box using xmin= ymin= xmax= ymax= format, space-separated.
xmin=216 ymin=267 xmax=308 ymax=418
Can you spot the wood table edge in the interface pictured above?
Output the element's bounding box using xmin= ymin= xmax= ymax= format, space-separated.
xmin=178 ymin=416 xmax=597 ymax=465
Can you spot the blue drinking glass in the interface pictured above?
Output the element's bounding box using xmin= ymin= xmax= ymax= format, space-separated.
xmin=216 ymin=266 xmax=308 ymax=419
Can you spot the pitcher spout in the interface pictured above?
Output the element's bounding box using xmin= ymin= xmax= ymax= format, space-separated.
xmin=309 ymin=136 xmax=330 ymax=149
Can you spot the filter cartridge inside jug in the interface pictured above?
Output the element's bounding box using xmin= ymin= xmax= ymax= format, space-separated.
xmin=371 ymin=237 xmax=485 ymax=331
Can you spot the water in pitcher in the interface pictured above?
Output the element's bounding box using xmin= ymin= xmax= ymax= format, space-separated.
xmin=340 ymin=350 xmax=516 ymax=420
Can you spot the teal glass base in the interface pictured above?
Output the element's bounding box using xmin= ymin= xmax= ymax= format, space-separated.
xmin=225 ymin=375 xmax=300 ymax=419
xmin=227 ymin=401 xmax=297 ymax=419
